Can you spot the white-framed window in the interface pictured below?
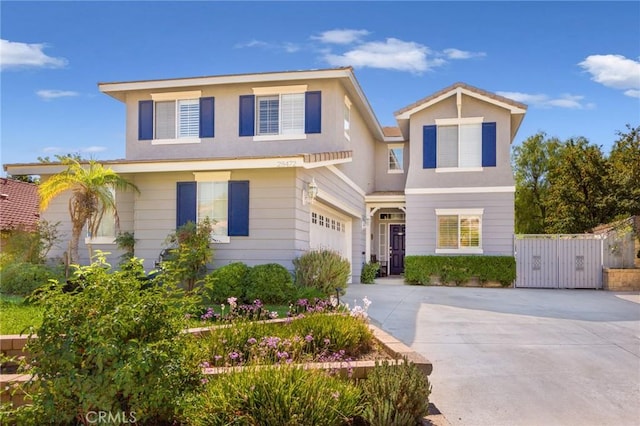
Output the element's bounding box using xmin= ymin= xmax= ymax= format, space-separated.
xmin=435 ymin=117 xmax=483 ymax=171
xmin=388 ymin=144 xmax=404 ymax=173
xmin=85 ymin=188 xmax=117 ymax=244
xmin=435 ymin=208 xmax=483 ymax=254
xmin=344 ymin=96 xmax=351 ymax=140
xmin=255 ymin=93 xmax=305 ymax=136
xmin=150 ymin=90 xmax=203 ymax=144
xmin=194 ymin=172 xmax=230 ymax=243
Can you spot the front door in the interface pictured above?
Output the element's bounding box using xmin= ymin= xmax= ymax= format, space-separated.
xmin=389 ymin=224 xmax=405 ymax=275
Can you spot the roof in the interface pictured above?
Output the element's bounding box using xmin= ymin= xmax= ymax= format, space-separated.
xmin=395 ymin=82 xmax=527 ymax=118
xmin=382 ymin=127 xmax=403 ymax=137
xmin=0 ymin=178 xmax=40 ymax=231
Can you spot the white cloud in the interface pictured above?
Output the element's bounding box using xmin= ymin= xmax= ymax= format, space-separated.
xmin=234 ymin=39 xmax=300 ymax=53
xmin=80 ymin=146 xmax=107 ymax=153
xmin=43 ymin=146 xmax=63 ymax=153
xmin=443 ymin=48 xmax=486 ymax=60
xmin=496 ymin=91 xmax=594 ymax=109
xmin=324 ymin=38 xmax=442 ymax=73
xmin=36 ymin=89 xmax=79 ymax=100
xmin=0 ymin=39 xmax=67 ymax=70
xmin=579 ymin=54 xmax=640 ymax=98
xmin=311 ymin=29 xmax=370 ymax=45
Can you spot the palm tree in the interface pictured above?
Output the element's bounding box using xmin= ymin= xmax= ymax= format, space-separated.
xmin=39 ymin=159 xmax=139 ymax=265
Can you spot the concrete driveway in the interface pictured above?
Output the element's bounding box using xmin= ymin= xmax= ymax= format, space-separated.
xmin=345 ymin=280 xmax=640 ymax=426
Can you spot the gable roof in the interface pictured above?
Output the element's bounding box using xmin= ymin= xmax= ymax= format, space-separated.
xmin=394 ymin=82 xmax=527 ymax=118
xmin=0 ymin=178 xmax=40 ymax=231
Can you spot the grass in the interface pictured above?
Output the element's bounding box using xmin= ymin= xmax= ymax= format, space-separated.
xmin=0 ymin=294 xmax=43 ymax=335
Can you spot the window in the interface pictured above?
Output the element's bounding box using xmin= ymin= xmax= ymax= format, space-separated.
xmin=422 ymin=120 xmax=496 ymax=170
xmin=388 ymin=145 xmax=404 ymax=173
xmin=176 ymin=175 xmax=249 ymax=242
xmin=344 ymin=96 xmax=351 ymax=140
xmin=155 ymin=99 xmax=200 ymax=139
xmin=435 ymin=208 xmax=483 ymax=253
xmin=139 ymin=93 xmax=214 ymax=143
xmin=256 ymin=93 xmax=305 ymax=136
xmin=85 ymin=188 xmax=116 ymax=244
xmin=239 ymin=88 xmax=321 ymax=138
xmin=197 ymin=181 xmax=229 ymax=241
xmin=437 ymin=123 xmax=482 ymax=169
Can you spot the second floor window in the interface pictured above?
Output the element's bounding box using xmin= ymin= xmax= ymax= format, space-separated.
xmin=256 ymin=93 xmax=305 ymax=136
xmin=155 ymin=99 xmax=200 ymax=139
xmin=437 ymin=123 xmax=482 ymax=168
xmin=388 ymin=145 xmax=404 ymax=173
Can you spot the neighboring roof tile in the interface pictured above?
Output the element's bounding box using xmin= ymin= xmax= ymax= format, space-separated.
xmin=303 ymin=151 xmax=352 ymax=163
xmin=0 ymin=178 xmax=40 ymax=231
xmin=395 ymin=82 xmax=528 ymax=116
xmin=382 ymin=127 xmax=402 ymax=137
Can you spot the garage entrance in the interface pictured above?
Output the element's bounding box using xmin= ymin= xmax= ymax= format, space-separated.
xmin=310 ymin=203 xmax=351 ymax=260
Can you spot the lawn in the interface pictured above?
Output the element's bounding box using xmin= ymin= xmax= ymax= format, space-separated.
xmin=0 ymin=295 xmax=43 ymax=335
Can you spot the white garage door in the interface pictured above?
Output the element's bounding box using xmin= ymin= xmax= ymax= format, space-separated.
xmin=310 ymin=203 xmax=351 ymax=260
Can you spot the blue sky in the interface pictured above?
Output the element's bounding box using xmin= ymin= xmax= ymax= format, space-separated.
xmin=1 ymin=1 xmax=639 ymax=170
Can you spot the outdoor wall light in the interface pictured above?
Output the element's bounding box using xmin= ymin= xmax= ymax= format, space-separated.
xmin=302 ymin=178 xmax=318 ymax=205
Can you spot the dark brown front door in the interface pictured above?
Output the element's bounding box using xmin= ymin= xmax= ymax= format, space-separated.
xmin=389 ymin=224 xmax=405 ymax=275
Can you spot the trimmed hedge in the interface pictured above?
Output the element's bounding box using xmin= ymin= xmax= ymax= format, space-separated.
xmin=404 ymin=255 xmax=516 ymax=286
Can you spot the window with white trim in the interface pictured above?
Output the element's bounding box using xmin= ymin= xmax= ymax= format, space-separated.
xmin=344 ymin=96 xmax=351 ymax=140
xmin=155 ymin=99 xmax=200 ymax=139
xmin=436 ymin=118 xmax=482 ymax=169
xmin=86 ymin=188 xmax=116 ymax=244
xmin=388 ymin=145 xmax=404 ymax=173
xmin=436 ymin=208 xmax=483 ymax=253
xmin=256 ymin=93 xmax=305 ymax=136
xmin=197 ymin=181 xmax=229 ymax=242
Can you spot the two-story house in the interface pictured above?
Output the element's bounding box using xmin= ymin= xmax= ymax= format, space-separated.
xmin=4 ymin=67 xmax=526 ymax=282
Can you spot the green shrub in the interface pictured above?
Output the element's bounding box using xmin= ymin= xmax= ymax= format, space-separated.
xmin=293 ymin=249 xmax=351 ymax=296
xmin=24 ymin=254 xmax=204 ymax=424
xmin=361 ymin=262 xmax=380 ymax=284
xmin=203 ymin=262 xmax=250 ymax=304
xmin=294 ymin=285 xmax=326 ymax=301
xmin=361 ymin=359 xmax=432 ymax=426
xmin=404 ymin=255 xmax=516 ymax=286
xmin=162 ymin=218 xmax=215 ymax=292
xmin=0 ymin=262 xmax=65 ymax=296
xmin=180 ymin=366 xmax=363 ymax=426
xmin=244 ymin=263 xmax=295 ymax=304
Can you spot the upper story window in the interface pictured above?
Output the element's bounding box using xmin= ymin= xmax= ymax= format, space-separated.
xmin=138 ymin=91 xmax=215 ymax=144
xmin=344 ymin=96 xmax=351 ymax=140
xmin=256 ymin=93 xmax=305 ymax=136
xmin=435 ymin=208 xmax=483 ymax=254
xmin=239 ymin=86 xmax=321 ymax=140
xmin=388 ymin=144 xmax=404 ymax=174
xmin=422 ymin=119 xmax=496 ymax=171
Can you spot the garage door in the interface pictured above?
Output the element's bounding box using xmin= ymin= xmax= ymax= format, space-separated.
xmin=310 ymin=203 xmax=351 ymax=260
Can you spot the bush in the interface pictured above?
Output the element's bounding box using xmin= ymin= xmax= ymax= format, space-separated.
xmin=361 ymin=359 xmax=432 ymax=426
xmin=203 ymin=262 xmax=250 ymax=304
xmin=181 ymin=366 xmax=363 ymax=426
xmin=24 ymin=254 xmax=204 ymax=424
xmin=244 ymin=263 xmax=295 ymax=304
xmin=0 ymin=262 xmax=65 ymax=296
xmin=404 ymin=255 xmax=516 ymax=286
xmin=361 ymin=262 xmax=380 ymax=284
xmin=293 ymin=249 xmax=351 ymax=296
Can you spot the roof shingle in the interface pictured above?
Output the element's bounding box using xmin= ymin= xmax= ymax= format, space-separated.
xmin=0 ymin=178 xmax=40 ymax=231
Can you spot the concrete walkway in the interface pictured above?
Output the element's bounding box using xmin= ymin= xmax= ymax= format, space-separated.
xmin=346 ymin=279 xmax=640 ymax=426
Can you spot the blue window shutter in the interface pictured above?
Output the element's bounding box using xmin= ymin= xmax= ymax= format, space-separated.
xmin=482 ymin=122 xmax=497 ymax=167
xmin=228 ymin=181 xmax=249 ymax=236
xmin=138 ymin=100 xmax=154 ymax=140
xmin=239 ymin=95 xmax=255 ymax=136
xmin=176 ymin=182 xmax=197 ymax=228
xmin=305 ymin=91 xmax=321 ymax=134
xmin=199 ymin=97 xmax=215 ymax=138
xmin=423 ymin=125 xmax=437 ymax=169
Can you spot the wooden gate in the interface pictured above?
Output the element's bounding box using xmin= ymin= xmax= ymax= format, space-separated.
xmin=515 ymin=235 xmax=603 ymax=289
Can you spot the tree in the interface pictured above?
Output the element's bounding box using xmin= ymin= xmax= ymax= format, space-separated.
xmin=544 ymin=137 xmax=613 ymax=233
xmin=38 ymin=159 xmax=139 ymax=264
xmin=608 ymin=124 xmax=640 ymax=217
xmin=512 ymin=132 xmax=559 ymax=233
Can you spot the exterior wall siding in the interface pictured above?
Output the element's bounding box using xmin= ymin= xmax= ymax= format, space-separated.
xmin=374 ymin=141 xmax=407 ymax=192
xmin=406 ymin=191 xmax=514 ymax=256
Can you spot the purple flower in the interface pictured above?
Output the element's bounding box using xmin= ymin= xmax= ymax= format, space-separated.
xmin=323 ymin=338 xmax=330 ymax=345
xmin=214 ymin=355 xmax=222 ymax=361
xmin=263 ymin=336 xmax=281 ymax=348
xmin=199 ymin=361 xmax=211 ymax=368
xmin=247 ymin=337 xmax=257 ymax=345
xmin=201 ymin=378 xmax=209 ymax=384
xmin=331 ymin=391 xmax=340 ymax=400
xmin=253 ymin=299 xmax=263 ymax=308
xmin=229 ymin=351 xmax=240 ymax=360
xmin=277 ymin=351 xmax=289 ymax=359
xmin=305 ymin=334 xmax=314 ymax=343
xmin=297 ymin=299 xmax=308 ymax=306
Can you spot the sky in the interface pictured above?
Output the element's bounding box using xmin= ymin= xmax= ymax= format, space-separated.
xmin=1 ymin=1 xmax=639 ymax=171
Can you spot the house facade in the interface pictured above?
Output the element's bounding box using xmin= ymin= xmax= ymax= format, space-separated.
xmin=4 ymin=67 xmax=526 ymax=282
